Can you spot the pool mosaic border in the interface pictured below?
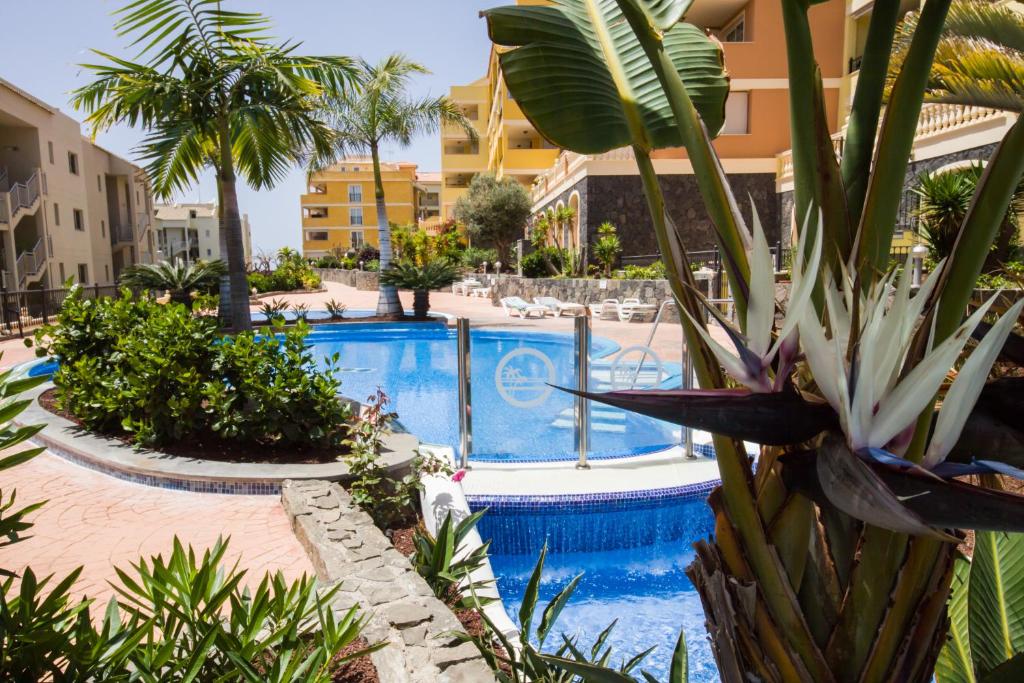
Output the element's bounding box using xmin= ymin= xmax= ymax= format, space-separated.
xmin=465 ymin=478 xmax=720 ymax=511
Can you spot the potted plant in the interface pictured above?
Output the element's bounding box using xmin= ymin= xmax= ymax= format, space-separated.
xmin=379 ymin=260 xmax=461 ymax=319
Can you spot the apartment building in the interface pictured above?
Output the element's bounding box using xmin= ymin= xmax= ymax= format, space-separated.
xmin=153 ymin=202 xmax=253 ymax=265
xmin=416 ymin=172 xmax=442 ymax=232
xmin=300 ymin=158 xmax=440 ymax=258
xmin=776 ymin=0 xmax=1019 ymax=251
xmin=0 ymin=78 xmax=156 ymax=289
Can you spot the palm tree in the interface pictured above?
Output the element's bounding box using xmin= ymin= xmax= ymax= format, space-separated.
xmin=72 ymin=0 xmax=355 ymax=331
xmin=314 ymin=55 xmax=476 ymax=317
xmin=120 ymin=258 xmax=227 ymax=309
xmin=889 ymin=0 xmax=1024 ymax=113
xmin=379 ymin=259 xmax=462 ymax=319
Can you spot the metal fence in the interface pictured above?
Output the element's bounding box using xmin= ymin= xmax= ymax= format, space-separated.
xmin=621 ymin=244 xmax=784 ymax=272
xmin=0 ymin=284 xmax=124 ymax=338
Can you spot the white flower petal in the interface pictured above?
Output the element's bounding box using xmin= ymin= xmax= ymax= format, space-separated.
xmin=746 ymin=205 xmax=775 ymax=358
xmin=925 ymin=297 xmax=1024 ymax=467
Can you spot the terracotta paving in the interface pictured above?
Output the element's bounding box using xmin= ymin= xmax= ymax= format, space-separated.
xmin=0 ymin=280 xmax=717 ymax=606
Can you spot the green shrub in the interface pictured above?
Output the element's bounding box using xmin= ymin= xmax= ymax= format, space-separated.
xmin=248 ymin=248 xmax=322 ymax=293
xmin=344 ymin=389 xmax=450 ymax=528
xmin=35 ymin=288 xmax=351 ymax=449
xmin=365 ymin=259 xmax=380 ymax=272
xmin=413 ymin=509 xmax=494 ymax=608
xmin=621 ymin=260 xmax=667 ymax=280
xmin=315 ymin=255 xmax=344 ymax=268
xmin=520 ymin=246 xmax=564 ymax=278
xmin=462 ymin=247 xmax=498 ymax=270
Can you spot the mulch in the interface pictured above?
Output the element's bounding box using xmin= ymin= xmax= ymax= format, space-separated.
xmin=331 ymin=637 xmax=380 ymax=683
xmin=38 ymin=388 xmax=348 ymax=465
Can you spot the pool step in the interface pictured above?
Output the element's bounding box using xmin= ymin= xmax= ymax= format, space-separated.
xmin=550 ymin=407 xmax=626 ymax=433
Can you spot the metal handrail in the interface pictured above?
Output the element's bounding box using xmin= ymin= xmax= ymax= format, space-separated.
xmin=0 ymin=170 xmax=41 ymax=224
xmin=0 ymin=166 xmax=8 ymax=192
xmin=17 ymin=237 xmax=46 ymax=288
xmin=110 ymin=221 xmax=135 ymax=245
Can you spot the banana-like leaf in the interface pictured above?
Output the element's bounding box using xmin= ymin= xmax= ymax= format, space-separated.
xmin=982 ymin=653 xmax=1024 ymax=683
xmin=632 ymin=0 xmax=693 ymax=30
xmin=970 ymin=530 xmax=1024 ymax=678
xmin=484 ymin=0 xmax=729 ymax=153
xmin=935 ymin=556 xmax=975 ymax=683
xmin=556 ymin=386 xmax=838 ymax=445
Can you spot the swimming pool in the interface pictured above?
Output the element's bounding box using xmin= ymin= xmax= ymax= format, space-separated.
xmin=471 ymin=487 xmax=719 ymax=681
xmin=305 ymin=322 xmax=680 ymax=462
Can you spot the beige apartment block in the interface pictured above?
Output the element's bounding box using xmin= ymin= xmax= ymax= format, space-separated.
xmin=0 ymin=78 xmax=156 ymax=289
xmin=153 ymin=203 xmax=253 ymax=266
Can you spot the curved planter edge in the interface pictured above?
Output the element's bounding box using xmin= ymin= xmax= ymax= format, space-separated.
xmin=16 ymin=383 xmax=420 ymax=495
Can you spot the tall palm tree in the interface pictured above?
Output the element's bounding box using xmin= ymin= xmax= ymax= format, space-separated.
xmin=314 ymin=55 xmax=477 ymax=317
xmin=72 ymin=0 xmax=355 ymax=331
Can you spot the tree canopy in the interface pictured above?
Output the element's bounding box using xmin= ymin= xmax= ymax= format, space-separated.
xmin=453 ymin=174 xmax=532 ymax=261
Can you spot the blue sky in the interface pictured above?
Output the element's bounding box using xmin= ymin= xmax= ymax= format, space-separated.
xmin=0 ymin=1 xmax=497 ymax=254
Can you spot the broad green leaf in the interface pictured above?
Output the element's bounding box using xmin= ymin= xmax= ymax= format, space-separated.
xmin=970 ymin=531 xmax=1024 ymax=677
xmin=484 ymin=0 xmax=728 ymax=154
xmin=537 ymin=572 xmax=583 ymax=647
xmin=633 ymin=0 xmax=693 ymax=30
xmin=519 ymin=543 xmax=546 ymax=637
xmin=935 ymin=555 xmax=976 ymax=683
xmin=538 ymin=653 xmax=637 ymax=682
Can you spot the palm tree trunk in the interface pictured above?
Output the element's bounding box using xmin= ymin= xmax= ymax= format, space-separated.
xmin=372 ymin=143 xmax=402 ymax=317
xmin=217 ymin=116 xmax=253 ymax=331
xmin=215 ymin=174 xmax=232 ymax=328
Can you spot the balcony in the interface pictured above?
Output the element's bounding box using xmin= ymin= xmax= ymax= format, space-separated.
xmin=848 ymin=54 xmax=863 ymax=74
xmin=16 ymin=237 xmax=47 ymax=288
xmin=502 ymin=147 xmax=560 ymax=173
xmin=110 ymin=221 xmax=135 ymax=246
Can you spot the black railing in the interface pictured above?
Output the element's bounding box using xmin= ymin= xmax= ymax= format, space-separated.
xmin=0 ymin=284 xmax=124 ymax=338
xmin=621 ymin=244 xmax=784 ymax=272
xmin=849 ymin=55 xmax=863 ymax=73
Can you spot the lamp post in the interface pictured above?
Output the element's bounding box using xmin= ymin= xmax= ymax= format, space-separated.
xmin=911 ymin=244 xmax=928 ymax=288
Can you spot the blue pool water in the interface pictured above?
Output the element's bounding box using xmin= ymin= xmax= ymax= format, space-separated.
xmin=474 ymin=490 xmax=719 ymax=681
xmin=305 ymin=322 xmax=679 ymax=462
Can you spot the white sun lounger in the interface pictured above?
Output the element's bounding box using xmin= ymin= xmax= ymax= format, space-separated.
xmin=534 ymin=296 xmax=586 ymax=317
xmin=452 ymin=279 xmax=482 ymax=295
xmin=588 ymin=298 xmax=621 ymax=320
xmin=500 ymin=296 xmax=548 ymax=319
xmin=618 ymin=299 xmax=657 ymax=323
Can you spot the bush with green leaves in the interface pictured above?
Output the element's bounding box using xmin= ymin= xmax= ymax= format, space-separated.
xmin=413 ymin=509 xmax=494 ymax=608
xmin=34 ymin=288 xmax=350 ymax=449
xmin=462 ymin=247 xmax=499 ymax=271
xmin=248 ymin=248 xmax=322 ymax=293
xmin=593 ymin=222 xmax=623 ymax=277
xmin=621 ymin=261 xmax=667 ymax=280
xmin=258 ymin=297 xmax=289 ymax=320
xmin=379 ymin=260 xmax=462 ymax=318
xmin=344 ymin=389 xmax=451 ymax=528
xmin=325 ymin=299 xmax=347 ymax=319
xmin=120 ymin=258 xmax=226 ymax=308
xmin=521 ymin=247 xmax=565 ymax=278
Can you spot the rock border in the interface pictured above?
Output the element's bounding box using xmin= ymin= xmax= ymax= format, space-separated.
xmin=16 ymin=382 xmax=419 ymax=495
xmin=282 ymin=480 xmax=495 ymax=682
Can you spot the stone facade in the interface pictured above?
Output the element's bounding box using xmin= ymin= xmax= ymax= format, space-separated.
xmin=535 ymin=173 xmax=780 ymax=263
xmin=281 ymin=480 xmax=494 ymax=683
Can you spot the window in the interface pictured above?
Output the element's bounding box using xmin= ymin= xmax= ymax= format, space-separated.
xmin=58 ymin=263 xmax=65 ymax=282
xmin=349 ymin=207 xmax=363 ymax=226
xmin=308 ymin=183 xmax=327 ymax=194
xmin=350 ymin=231 xmax=365 ymax=248
xmin=105 ymin=265 xmax=110 ymax=281
xmin=189 ymin=209 xmax=197 ymax=219
xmin=47 ymin=141 xmax=54 ymax=164
xmin=97 ymin=175 xmax=103 ymax=192
xmin=73 ymin=209 xmax=85 ymax=231
xmin=348 ymin=184 xmax=363 ymax=203
xmin=53 ymin=203 xmax=60 ymax=226
xmin=307 ymin=230 xmax=329 ymax=241
xmin=101 ymin=220 xmax=106 ymax=238
xmin=207 ymin=248 xmax=212 ymax=256
xmin=68 ymin=152 xmax=79 ymax=175
xmin=722 ymin=14 xmax=745 ymax=42
xmin=77 ymin=264 xmax=89 ymax=284
xmin=722 ymin=91 xmax=750 ymax=134
xmin=205 ymin=229 xmax=210 ymax=237
xmin=304 ymin=207 xmax=329 ymax=218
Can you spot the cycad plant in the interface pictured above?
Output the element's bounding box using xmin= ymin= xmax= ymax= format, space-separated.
xmin=73 ymin=0 xmax=354 ymax=331
xmin=485 ymin=0 xmax=1024 ymax=681
xmin=379 ymin=259 xmax=461 ymax=319
xmin=313 ymin=55 xmax=477 ymax=317
xmin=120 ymin=259 xmax=226 ymax=309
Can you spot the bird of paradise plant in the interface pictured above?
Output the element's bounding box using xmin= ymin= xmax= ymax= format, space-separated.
xmin=483 ymin=0 xmax=1024 ymax=681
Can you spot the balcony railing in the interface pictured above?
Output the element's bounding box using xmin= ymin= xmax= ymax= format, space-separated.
xmin=915 ymin=103 xmax=1001 ymax=139
xmin=0 ymin=170 xmax=43 ymax=225
xmin=110 ymin=221 xmax=135 ymax=246
xmin=848 ymin=55 xmax=863 ymax=74
xmin=17 ymin=237 xmax=46 ymax=289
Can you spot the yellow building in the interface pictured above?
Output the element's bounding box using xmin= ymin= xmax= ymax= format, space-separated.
xmin=301 ymin=157 xmax=421 ymax=258
xmin=441 ymin=3 xmax=562 ymax=222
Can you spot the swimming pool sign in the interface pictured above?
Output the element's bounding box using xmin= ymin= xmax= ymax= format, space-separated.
xmin=494 ymin=347 xmax=556 ymax=408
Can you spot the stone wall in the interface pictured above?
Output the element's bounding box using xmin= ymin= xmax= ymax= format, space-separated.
xmin=282 ymin=480 xmax=494 ymax=683
xmin=315 ymin=268 xmax=380 ymax=291
xmin=535 ymin=173 xmax=780 ymax=262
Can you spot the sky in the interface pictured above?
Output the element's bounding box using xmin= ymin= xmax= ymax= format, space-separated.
xmin=0 ymin=0 xmax=498 ymax=255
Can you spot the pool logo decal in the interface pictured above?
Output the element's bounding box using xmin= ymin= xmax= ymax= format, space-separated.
xmin=609 ymin=345 xmax=666 ymax=390
xmin=494 ymin=348 xmax=556 ymax=408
